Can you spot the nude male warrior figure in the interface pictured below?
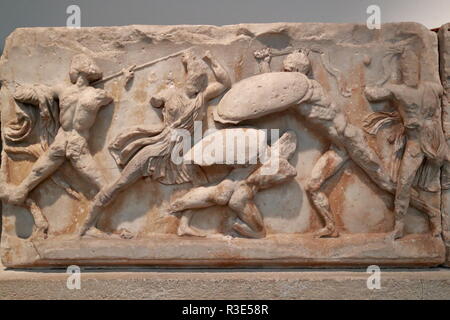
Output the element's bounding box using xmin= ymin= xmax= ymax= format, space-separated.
xmin=1 ymin=54 xmax=112 ymax=206
xmin=169 ymin=130 xmax=298 ymax=238
xmin=364 ymin=49 xmax=448 ymax=239
xmin=79 ymin=50 xmax=231 ymax=236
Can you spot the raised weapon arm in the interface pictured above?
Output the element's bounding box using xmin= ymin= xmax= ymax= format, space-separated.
xmin=202 ymin=51 xmax=231 ymax=101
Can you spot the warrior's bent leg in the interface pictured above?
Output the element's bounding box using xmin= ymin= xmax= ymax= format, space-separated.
xmin=393 ymin=145 xmax=425 ymax=239
xmin=6 ymin=140 xmax=66 ymax=204
xmin=71 ymin=149 xmax=110 ymax=235
xmin=341 ymin=122 xmax=438 ymax=218
xmin=170 ymin=179 xmax=235 ymax=213
xmin=340 ymin=122 xmax=394 ymax=192
xmin=26 ymin=198 xmax=49 ymax=239
xmin=177 ymin=210 xmax=208 ymax=237
xmin=70 ymin=150 xmax=107 ymax=193
xmin=171 ymin=180 xmax=236 ymax=237
xmin=305 ymin=147 xmax=349 ymax=238
xmin=79 ymin=153 xmax=146 ymax=236
xmin=229 ymin=183 xmax=266 ymax=239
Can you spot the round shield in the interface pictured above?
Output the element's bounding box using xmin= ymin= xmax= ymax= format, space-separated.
xmin=215 ymin=72 xmax=310 ymax=124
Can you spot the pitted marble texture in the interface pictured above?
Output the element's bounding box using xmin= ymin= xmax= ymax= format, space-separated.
xmin=0 ymin=22 xmax=448 ymax=267
xmin=1 ymin=267 xmax=450 ymax=300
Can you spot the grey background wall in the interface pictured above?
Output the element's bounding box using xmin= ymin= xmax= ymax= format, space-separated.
xmin=0 ymin=0 xmax=449 ymax=52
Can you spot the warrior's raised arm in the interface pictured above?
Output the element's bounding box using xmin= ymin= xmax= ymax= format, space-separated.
xmin=254 ymin=48 xmax=272 ymax=73
xmin=202 ymin=50 xmax=231 ymax=101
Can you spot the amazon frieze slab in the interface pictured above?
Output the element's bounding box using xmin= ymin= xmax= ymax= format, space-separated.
xmin=0 ymin=22 xmax=449 ymax=267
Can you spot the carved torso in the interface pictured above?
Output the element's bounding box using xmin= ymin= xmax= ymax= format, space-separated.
xmin=59 ymin=85 xmax=110 ymax=136
xmin=388 ymin=84 xmax=424 ymax=129
xmin=161 ymin=89 xmax=205 ymax=131
xmin=0 ymin=23 xmax=448 ymax=269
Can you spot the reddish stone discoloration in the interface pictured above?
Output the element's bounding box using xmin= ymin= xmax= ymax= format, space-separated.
xmin=0 ymin=22 xmax=446 ymax=267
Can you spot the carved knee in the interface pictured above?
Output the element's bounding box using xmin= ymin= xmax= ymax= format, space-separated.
xmin=212 ymin=180 xmax=235 ymax=205
xmin=305 ymin=178 xmax=320 ymax=194
xmin=228 ymin=184 xmax=252 ymax=212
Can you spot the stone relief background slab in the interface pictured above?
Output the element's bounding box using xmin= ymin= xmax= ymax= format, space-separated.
xmin=0 ymin=22 xmax=446 ymax=267
xmin=438 ymin=23 xmax=450 ymax=266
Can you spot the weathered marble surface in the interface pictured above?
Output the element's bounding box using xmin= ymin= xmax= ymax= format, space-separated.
xmin=438 ymin=23 xmax=450 ymax=266
xmin=2 ymin=268 xmax=450 ymax=300
xmin=0 ymin=22 xmax=447 ymax=267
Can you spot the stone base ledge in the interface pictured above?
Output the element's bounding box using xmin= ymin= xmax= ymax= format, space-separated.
xmin=1 ymin=267 xmax=450 ymax=300
xmin=1 ymin=233 xmax=445 ymax=268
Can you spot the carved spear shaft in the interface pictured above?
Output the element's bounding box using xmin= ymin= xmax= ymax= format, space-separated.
xmin=92 ymin=47 xmax=195 ymax=86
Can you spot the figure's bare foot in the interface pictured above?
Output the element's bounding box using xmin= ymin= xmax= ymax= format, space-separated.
xmin=391 ymin=220 xmax=405 ymax=240
xmin=175 ymin=210 xmax=207 ymax=237
xmin=177 ymin=223 xmax=207 ymax=237
xmin=232 ymin=221 xmax=266 ymax=239
xmin=314 ymin=224 xmax=339 ymax=238
xmin=118 ymin=228 xmax=135 ymax=239
xmin=31 ymin=225 xmax=48 ymax=240
xmin=78 ymin=202 xmax=103 ymax=238
xmin=82 ymin=227 xmax=110 ymax=239
xmin=77 ymin=223 xmax=90 ymax=238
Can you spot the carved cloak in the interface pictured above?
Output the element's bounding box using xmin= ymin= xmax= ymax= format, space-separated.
xmin=363 ymin=82 xmax=447 ymax=192
xmin=109 ymin=92 xmax=206 ymax=185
